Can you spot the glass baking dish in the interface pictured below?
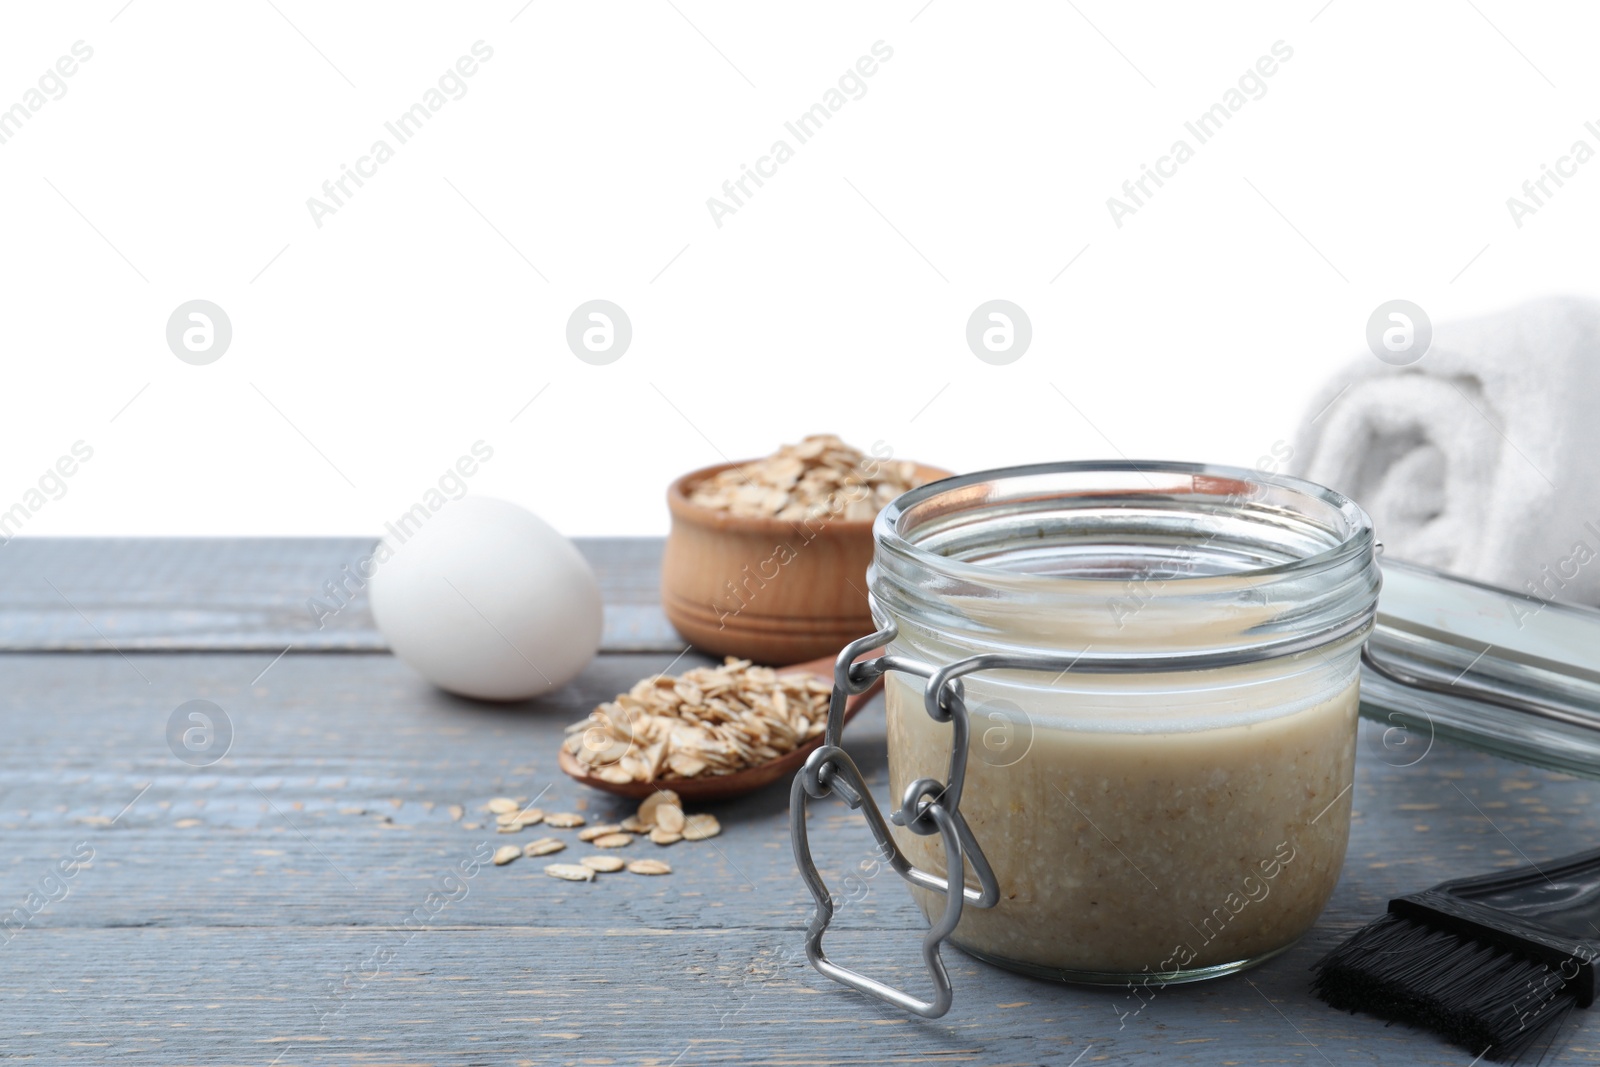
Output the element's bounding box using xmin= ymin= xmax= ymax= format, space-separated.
xmin=1362 ymin=557 xmax=1600 ymax=777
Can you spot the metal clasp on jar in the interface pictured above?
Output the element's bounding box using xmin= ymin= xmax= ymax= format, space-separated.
xmin=789 ymin=623 xmax=1001 ymax=1018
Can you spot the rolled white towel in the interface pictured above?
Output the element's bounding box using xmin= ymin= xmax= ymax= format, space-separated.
xmin=1294 ymin=296 xmax=1600 ymax=607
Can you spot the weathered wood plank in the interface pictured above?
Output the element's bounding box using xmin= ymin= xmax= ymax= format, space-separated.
xmin=0 ymin=925 xmax=1480 ymax=1066
xmin=1 ymin=648 xmax=1596 ymax=1064
xmin=0 ymin=536 xmax=679 ymax=653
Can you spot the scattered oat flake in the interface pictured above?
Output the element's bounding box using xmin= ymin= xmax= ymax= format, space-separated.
xmin=545 ymin=812 xmax=586 ymax=828
xmin=638 ymin=791 xmax=681 ymax=826
xmin=545 ymin=863 xmax=596 ymax=882
xmin=487 ymin=798 xmax=519 ymax=814
xmin=620 ymin=815 xmax=648 ymax=833
xmin=683 ymin=814 xmax=721 ymax=840
xmin=173 ymin=818 xmax=201 ymax=829
xmin=649 ymin=828 xmax=683 ymax=846
xmin=524 ymin=838 xmax=565 ymax=857
xmin=492 ymin=846 xmax=521 ymax=866
xmin=447 ymin=804 xmax=464 ymax=821
xmin=593 ymin=833 xmax=634 ymax=849
xmin=580 ymin=854 xmax=625 ymax=872
xmin=655 ymin=804 xmax=686 ymax=834
xmin=627 ymin=859 xmax=672 ymax=876
xmin=578 ymin=824 xmax=622 ymax=842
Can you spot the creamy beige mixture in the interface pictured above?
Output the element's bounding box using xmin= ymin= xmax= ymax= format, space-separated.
xmin=886 ymin=671 xmax=1357 ymax=977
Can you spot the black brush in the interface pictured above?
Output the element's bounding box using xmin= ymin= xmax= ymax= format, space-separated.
xmin=1312 ymin=847 xmax=1600 ymax=1063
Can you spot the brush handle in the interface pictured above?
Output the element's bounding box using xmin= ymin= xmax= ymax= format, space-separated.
xmin=1432 ymin=845 xmax=1600 ymax=940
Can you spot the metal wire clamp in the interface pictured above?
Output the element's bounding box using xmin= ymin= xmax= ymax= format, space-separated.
xmin=789 ymin=623 xmax=1001 ymax=1018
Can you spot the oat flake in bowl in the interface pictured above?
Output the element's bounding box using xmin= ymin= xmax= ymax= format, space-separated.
xmin=562 ymin=658 xmax=832 ymax=783
xmin=686 ymin=434 xmax=926 ymax=522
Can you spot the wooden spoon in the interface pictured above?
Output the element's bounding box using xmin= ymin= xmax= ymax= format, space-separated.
xmin=557 ymin=654 xmax=883 ymax=802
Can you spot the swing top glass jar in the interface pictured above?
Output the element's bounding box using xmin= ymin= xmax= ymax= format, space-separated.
xmin=795 ymin=460 xmax=1380 ymax=1007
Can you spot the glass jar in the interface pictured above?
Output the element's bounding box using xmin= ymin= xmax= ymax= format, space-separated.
xmin=791 ymin=460 xmax=1380 ymax=1011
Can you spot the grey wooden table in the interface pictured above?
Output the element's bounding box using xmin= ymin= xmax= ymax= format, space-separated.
xmin=2 ymin=538 xmax=1596 ymax=1066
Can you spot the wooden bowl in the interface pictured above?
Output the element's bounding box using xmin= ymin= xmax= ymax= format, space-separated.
xmin=660 ymin=460 xmax=951 ymax=664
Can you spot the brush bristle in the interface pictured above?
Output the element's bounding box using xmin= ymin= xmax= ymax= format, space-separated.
xmin=1312 ymin=912 xmax=1576 ymax=1064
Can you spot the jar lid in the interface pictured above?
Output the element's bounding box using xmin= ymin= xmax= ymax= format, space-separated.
xmin=1362 ymin=557 xmax=1600 ymax=776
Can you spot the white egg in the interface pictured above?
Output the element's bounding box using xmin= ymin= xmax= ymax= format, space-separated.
xmin=368 ymin=495 xmax=603 ymax=702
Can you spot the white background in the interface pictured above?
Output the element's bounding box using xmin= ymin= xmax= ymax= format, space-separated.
xmin=1 ymin=0 xmax=1594 ymax=538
